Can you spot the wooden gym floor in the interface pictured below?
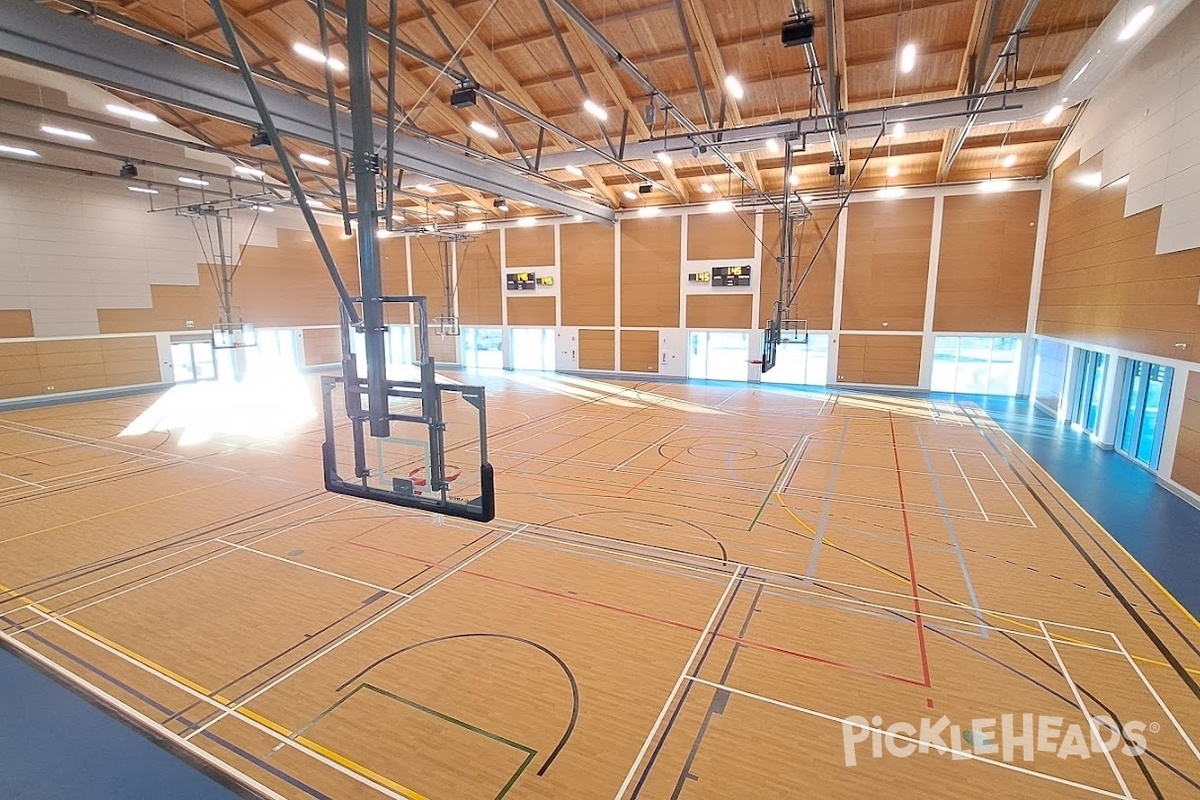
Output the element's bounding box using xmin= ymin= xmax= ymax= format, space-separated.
xmin=1 ymin=372 xmax=1199 ymax=799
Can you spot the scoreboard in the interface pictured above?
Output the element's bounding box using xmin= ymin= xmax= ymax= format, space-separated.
xmin=710 ymin=265 xmax=751 ymax=287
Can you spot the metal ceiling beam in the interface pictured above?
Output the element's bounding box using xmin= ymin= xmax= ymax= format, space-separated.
xmin=0 ymin=0 xmax=613 ymax=223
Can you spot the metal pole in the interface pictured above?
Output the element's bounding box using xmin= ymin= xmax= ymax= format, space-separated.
xmin=345 ymin=0 xmax=390 ymax=438
xmin=213 ymin=211 xmax=234 ymax=325
xmin=205 ymin=0 xmax=360 ymax=324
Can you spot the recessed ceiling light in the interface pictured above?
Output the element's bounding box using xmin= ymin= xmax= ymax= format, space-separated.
xmin=877 ymin=187 xmax=906 ymax=199
xmin=105 ymin=104 xmax=158 ymax=123
xmin=723 ymin=74 xmax=745 ymax=100
xmin=700 ymin=182 xmax=714 ymax=194
xmin=469 ymin=120 xmax=499 ymax=139
xmin=800 ymin=194 xmax=815 ymax=203
xmin=638 ymin=205 xmax=661 ymax=217
xmin=583 ymin=99 xmax=609 ymax=121
xmin=708 ymin=199 xmax=734 ymax=213
xmin=465 ymin=220 xmax=485 ymax=231
xmin=517 ymin=216 xmax=536 ymax=227
xmin=1002 ymin=154 xmax=1017 ymax=168
xmin=1118 ymin=6 xmax=1154 ymax=41
xmin=252 ymin=204 xmax=274 ymax=212
xmin=305 ymin=197 xmax=327 ymax=209
xmin=293 ymin=41 xmax=345 ymax=71
xmin=573 ymin=214 xmax=584 ymax=222
xmin=234 ymin=165 xmax=265 ymax=178
xmin=415 ymin=183 xmax=437 ymax=194
xmin=438 ymin=208 xmax=455 ymax=218
xmin=891 ymin=122 xmax=906 ymax=138
xmin=565 ymin=164 xmax=584 ymax=177
xmin=0 ymin=144 xmax=40 ymax=158
xmin=299 ymin=153 xmax=331 ymax=167
xmin=40 ymin=124 xmax=93 ymax=141
xmin=128 ymin=186 xmax=158 ymax=194
xmin=887 ymin=163 xmax=900 ymax=178
xmin=765 ymin=138 xmax=780 ymax=154
xmin=178 ymin=176 xmax=209 ymax=186
xmin=900 ymin=43 xmax=917 ymax=73
xmin=788 ymin=173 xmax=800 ymax=187
xmin=656 ymin=150 xmax=672 ymax=165
xmin=979 ymin=178 xmax=1012 ymax=193
xmin=1042 ymin=104 xmax=1064 ymax=124
xmin=623 ymin=190 xmax=638 ymax=201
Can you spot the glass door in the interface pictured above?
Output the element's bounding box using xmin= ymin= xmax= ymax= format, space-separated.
xmin=760 ymin=334 xmax=830 ymax=386
xmin=688 ymin=331 xmax=750 ymax=382
xmin=170 ymin=341 xmax=216 ymax=383
xmin=1071 ymin=349 xmax=1108 ymax=434
xmin=511 ymin=328 xmax=555 ymax=371
xmin=1116 ymin=359 xmax=1173 ymax=468
xmin=462 ymin=328 xmax=504 ymax=370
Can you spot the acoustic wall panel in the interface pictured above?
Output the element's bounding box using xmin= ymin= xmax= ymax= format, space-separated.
xmin=836 ymin=334 xmax=922 ymax=386
xmin=505 ymin=226 xmax=555 ymax=268
xmin=758 ymin=209 xmax=839 ymax=331
xmin=841 ymin=198 xmax=934 ymax=331
xmin=561 ymin=223 xmax=615 ymax=326
xmin=621 ymin=217 xmax=681 ymax=328
xmin=936 ymin=192 xmax=1039 ymax=332
xmin=686 ymin=211 xmax=756 ymax=260
xmin=456 ymin=232 xmax=502 ymax=325
xmin=686 ymin=294 xmax=754 ymax=329
xmin=579 ymin=329 xmax=615 ymax=371
xmin=507 ymin=295 xmax=557 ymax=326
xmin=620 ymin=330 xmax=659 ymax=373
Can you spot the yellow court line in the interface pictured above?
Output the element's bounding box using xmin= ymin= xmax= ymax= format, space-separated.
xmin=0 ymin=476 xmax=244 ymax=545
xmin=772 ymin=492 xmax=1200 ymax=678
xmin=0 ymin=579 xmax=429 ymax=800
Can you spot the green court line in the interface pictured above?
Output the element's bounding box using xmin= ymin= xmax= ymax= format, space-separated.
xmin=748 ymin=435 xmax=805 ymax=531
xmin=359 ymin=683 xmax=537 ymax=800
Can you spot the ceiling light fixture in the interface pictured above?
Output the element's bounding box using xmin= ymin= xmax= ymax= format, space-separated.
xmin=765 ymin=138 xmax=780 ymax=154
xmin=887 ymin=163 xmax=900 ymax=178
xmin=465 ymin=220 xmax=485 ymax=231
xmin=306 ymin=198 xmax=327 ymax=209
xmin=469 ymin=120 xmax=499 ymax=139
xmin=1042 ymin=104 xmax=1064 ymax=124
xmin=299 ymin=153 xmax=331 ymax=167
xmin=565 ymin=164 xmax=584 ymax=177
xmin=1118 ymin=6 xmax=1154 ymax=41
xmin=623 ymin=190 xmax=638 ymax=201
xmin=416 ymin=184 xmax=437 ymax=194
xmin=573 ymin=214 xmax=584 ymax=222
xmin=700 ymin=182 xmax=715 ymax=194
xmin=517 ymin=216 xmax=536 ymax=227
xmin=800 ymin=194 xmax=815 ymax=203
xmin=891 ymin=122 xmax=906 ymax=138
xmin=583 ymin=99 xmax=609 ymax=121
xmin=638 ymin=205 xmax=661 ymax=217
xmin=105 ymin=103 xmax=158 ymax=123
xmin=708 ymin=199 xmax=734 ymax=213
xmin=656 ymin=150 xmax=673 ymax=165
xmin=900 ymin=43 xmax=917 ymax=73
xmin=438 ymin=208 xmax=455 ymax=218
xmin=788 ymin=173 xmax=800 ymax=187
xmin=234 ymin=165 xmax=265 ymax=178
xmin=877 ymin=187 xmax=906 ymax=199
xmin=252 ymin=204 xmax=274 ymax=212
xmin=40 ymin=124 xmax=93 ymax=141
xmin=178 ymin=176 xmax=209 ymax=186
xmin=723 ymin=74 xmax=745 ymax=100
xmin=979 ymin=178 xmax=1012 ymax=193
xmin=293 ymin=42 xmax=345 ymax=71
xmin=1003 ymin=154 xmax=1017 ymax=168
xmin=128 ymin=186 xmax=158 ymax=194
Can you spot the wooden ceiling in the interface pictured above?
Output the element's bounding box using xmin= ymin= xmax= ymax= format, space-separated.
xmin=45 ymin=0 xmax=1118 ymax=216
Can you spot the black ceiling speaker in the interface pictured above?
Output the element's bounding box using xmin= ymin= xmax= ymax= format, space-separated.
xmin=249 ymin=128 xmax=270 ymax=148
xmin=638 ymin=182 xmax=653 ymax=194
xmin=450 ymin=82 xmax=478 ymax=109
xmin=493 ymin=197 xmax=508 ymax=210
xmin=119 ymin=162 xmax=138 ymax=178
xmin=829 ymin=161 xmax=846 ymax=176
xmin=781 ymin=12 xmax=815 ymax=48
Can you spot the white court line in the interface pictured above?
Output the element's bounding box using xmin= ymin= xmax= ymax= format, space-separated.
xmin=613 ymin=566 xmax=745 ymax=800
xmin=980 ymin=444 xmax=1037 ymax=527
xmin=950 ymin=449 xmax=990 ymax=522
xmin=1038 ymin=621 xmax=1133 ymax=798
xmin=2 ymin=600 xmax=410 ymax=799
xmin=215 ymin=538 xmax=414 ymax=599
xmin=612 ymin=425 xmax=685 ymax=471
xmin=685 ymin=677 xmax=1131 ymax=799
xmin=183 ymin=527 xmax=521 ymax=742
xmin=0 ymin=627 xmax=289 ymax=800
xmin=1107 ymin=630 xmax=1200 ymax=766
xmin=14 ymin=498 xmax=357 ymax=635
xmin=0 ymin=470 xmax=46 ymax=489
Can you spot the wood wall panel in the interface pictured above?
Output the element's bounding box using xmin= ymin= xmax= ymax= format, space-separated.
xmin=620 ymin=330 xmax=659 ymax=373
xmin=935 ymin=191 xmax=1039 ymax=332
xmin=686 ymin=211 xmax=755 ymax=260
xmin=456 ymin=232 xmax=501 ymax=325
xmin=379 ymin=236 xmax=409 ymax=296
xmin=686 ymin=294 xmax=753 ymax=329
xmin=0 ymin=309 xmax=34 ymax=339
xmin=835 ymin=334 xmax=922 ymax=386
xmin=99 ymin=227 xmax=361 ymax=333
xmin=1038 ymin=151 xmax=1200 ymax=363
xmin=757 ymin=210 xmax=838 ymax=330
xmin=579 ymin=329 xmax=615 ymax=371
xmin=507 ymin=296 xmax=557 ymax=326
xmin=0 ymin=336 xmax=160 ymax=399
xmin=561 ymin=223 xmax=615 ymax=326
xmin=841 ymin=198 xmax=934 ymax=331
xmin=301 ymin=327 xmax=341 ymax=366
xmin=505 ymin=226 xmax=555 ymax=268
xmin=621 ymin=217 xmax=681 ymax=328
xmin=1172 ymin=372 xmax=1200 ymax=496
xmin=409 ymin=234 xmax=449 ymax=313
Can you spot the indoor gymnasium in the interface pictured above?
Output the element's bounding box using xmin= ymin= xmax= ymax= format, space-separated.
xmin=2 ymin=1 xmax=1200 ymax=798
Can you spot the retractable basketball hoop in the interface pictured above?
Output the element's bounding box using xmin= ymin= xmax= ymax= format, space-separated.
xmin=211 ymin=321 xmax=258 ymax=349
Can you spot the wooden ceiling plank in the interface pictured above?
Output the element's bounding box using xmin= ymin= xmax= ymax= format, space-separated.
xmin=937 ymin=0 xmax=991 ymax=182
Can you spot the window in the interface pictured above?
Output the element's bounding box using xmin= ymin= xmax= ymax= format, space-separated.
xmin=930 ymin=336 xmax=1022 ymax=395
xmin=510 ymin=328 xmax=555 ymax=371
xmin=761 ymin=334 xmax=829 ymax=386
xmin=688 ymin=331 xmax=749 ymax=382
xmin=462 ymin=327 xmax=504 ymax=370
xmin=1117 ymin=359 xmax=1173 ymax=468
xmin=1071 ymin=349 xmax=1108 ymax=434
xmin=245 ymin=329 xmax=300 ymax=375
xmin=170 ymin=341 xmax=216 ymax=383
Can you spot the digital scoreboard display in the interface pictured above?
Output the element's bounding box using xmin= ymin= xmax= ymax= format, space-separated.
xmin=711 ymin=265 xmax=751 ymax=287
xmin=506 ymin=271 xmax=537 ymax=290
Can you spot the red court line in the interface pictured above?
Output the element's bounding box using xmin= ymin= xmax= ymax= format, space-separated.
xmin=346 ymin=538 xmax=925 ymax=689
xmin=888 ymin=411 xmax=933 ymax=689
